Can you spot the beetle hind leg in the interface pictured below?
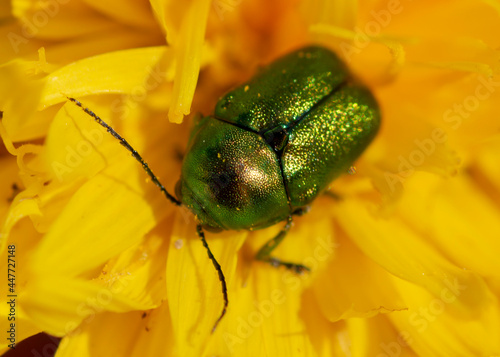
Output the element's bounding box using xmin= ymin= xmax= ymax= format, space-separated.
xmin=255 ymin=216 xmax=310 ymax=274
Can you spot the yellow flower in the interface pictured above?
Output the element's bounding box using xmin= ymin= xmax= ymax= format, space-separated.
xmin=1 ymin=0 xmax=500 ymax=356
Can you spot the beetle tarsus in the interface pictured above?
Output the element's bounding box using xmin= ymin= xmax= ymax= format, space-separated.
xmin=268 ymin=257 xmax=310 ymax=274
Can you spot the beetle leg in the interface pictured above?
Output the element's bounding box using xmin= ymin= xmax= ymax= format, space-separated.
xmin=196 ymin=224 xmax=228 ymax=333
xmin=255 ymin=216 xmax=310 ymax=274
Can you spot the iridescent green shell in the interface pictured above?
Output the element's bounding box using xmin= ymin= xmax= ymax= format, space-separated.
xmin=178 ymin=46 xmax=380 ymax=230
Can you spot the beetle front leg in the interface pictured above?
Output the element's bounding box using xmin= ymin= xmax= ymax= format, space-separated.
xmin=255 ymin=216 xmax=310 ymax=274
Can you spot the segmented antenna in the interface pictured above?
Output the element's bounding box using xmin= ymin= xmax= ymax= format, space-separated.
xmin=67 ymin=97 xmax=181 ymax=206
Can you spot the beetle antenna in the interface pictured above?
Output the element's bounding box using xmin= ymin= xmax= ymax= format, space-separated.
xmin=67 ymin=97 xmax=182 ymax=206
xmin=68 ymin=97 xmax=228 ymax=331
xmin=197 ymin=224 xmax=228 ymax=333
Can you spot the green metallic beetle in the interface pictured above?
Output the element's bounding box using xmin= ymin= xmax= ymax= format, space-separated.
xmin=69 ymin=45 xmax=380 ymax=331
xmin=179 ymin=46 xmax=380 ymax=231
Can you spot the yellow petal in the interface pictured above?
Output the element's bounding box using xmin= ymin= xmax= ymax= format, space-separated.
xmin=149 ymin=0 xmax=173 ymax=39
xmin=83 ymin=0 xmax=157 ymax=29
xmin=56 ymin=304 xmax=173 ymax=357
xmin=347 ymin=315 xmax=418 ymax=357
xmin=43 ymin=101 xmax=109 ymax=183
xmin=207 ymin=263 xmax=317 ymax=356
xmin=11 ymin=0 xmax=114 ymax=40
xmin=0 ymin=304 xmax=41 ymax=351
xmin=388 ymin=277 xmax=500 ymax=356
xmin=334 ymin=199 xmax=495 ymax=321
xmin=131 ymin=303 xmax=174 ymax=357
xmin=312 ymin=233 xmax=406 ymax=322
xmin=20 ymin=275 xmax=155 ymax=336
xmin=39 ymin=46 xmax=170 ymax=108
xmin=44 ymin=27 xmax=165 ymax=65
xmin=130 ymin=303 xmax=174 ymax=357
xmin=98 ymin=217 xmax=173 ymax=308
xmin=30 ymin=174 xmax=156 ymax=276
xmin=475 ymin=140 xmax=500 ymax=203
xmin=166 ymin=211 xmax=246 ymax=356
xmin=0 ymin=156 xmax=19 ymax=226
xmin=301 ymin=290 xmax=352 ymax=357
xmin=0 ymin=218 xmax=43 ymax=350
xmin=0 ymin=2 xmax=11 ymax=17
xmin=302 ymin=0 xmax=357 ymax=30
xmin=399 ymin=173 xmax=500 ymax=278
xmin=206 ymin=203 xmax=335 ymax=356
xmin=0 ymin=60 xmax=48 ymax=141
xmin=0 ymin=196 xmax=42 ymax=253
xmin=167 ymin=0 xmax=211 ymax=123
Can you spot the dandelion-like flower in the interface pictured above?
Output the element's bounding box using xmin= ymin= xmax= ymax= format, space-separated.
xmin=1 ymin=1 xmax=500 ymax=356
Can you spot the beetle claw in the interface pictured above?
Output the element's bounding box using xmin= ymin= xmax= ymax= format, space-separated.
xmin=266 ymin=257 xmax=310 ymax=274
xmin=292 ymin=264 xmax=311 ymax=275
